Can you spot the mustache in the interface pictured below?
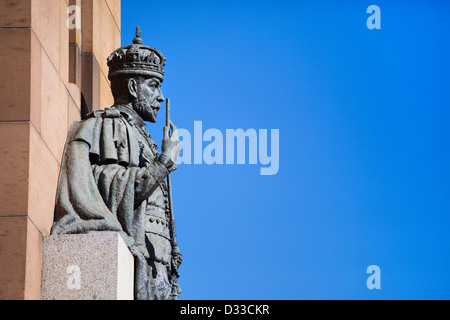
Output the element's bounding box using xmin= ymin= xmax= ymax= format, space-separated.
xmin=151 ymin=100 xmax=161 ymax=110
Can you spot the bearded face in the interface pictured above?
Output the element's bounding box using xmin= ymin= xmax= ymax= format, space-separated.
xmin=132 ymin=77 xmax=164 ymax=123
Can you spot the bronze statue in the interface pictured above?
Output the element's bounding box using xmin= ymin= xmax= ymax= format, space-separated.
xmin=50 ymin=27 xmax=183 ymax=300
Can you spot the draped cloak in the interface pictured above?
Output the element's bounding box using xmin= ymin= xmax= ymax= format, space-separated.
xmin=50 ymin=107 xmax=175 ymax=300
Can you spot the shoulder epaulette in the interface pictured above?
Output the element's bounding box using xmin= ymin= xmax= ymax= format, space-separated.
xmin=86 ymin=108 xmax=121 ymax=119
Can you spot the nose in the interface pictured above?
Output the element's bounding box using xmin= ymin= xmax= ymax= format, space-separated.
xmin=156 ymin=88 xmax=164 ymax=102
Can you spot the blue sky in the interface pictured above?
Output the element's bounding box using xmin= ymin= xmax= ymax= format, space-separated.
xmin=121 ymin=0 xmax=450 ymax=299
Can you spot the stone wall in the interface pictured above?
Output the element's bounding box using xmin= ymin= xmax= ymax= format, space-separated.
xmin=0 ymin=0 xmax=121 ymax=300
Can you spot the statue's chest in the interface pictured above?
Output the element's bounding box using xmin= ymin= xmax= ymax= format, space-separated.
xmin=132 ymin=127 xmax=158 ymax=167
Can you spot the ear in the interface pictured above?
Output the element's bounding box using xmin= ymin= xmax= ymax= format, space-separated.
xmin=127 ymin=78 xmax=138 ymax=99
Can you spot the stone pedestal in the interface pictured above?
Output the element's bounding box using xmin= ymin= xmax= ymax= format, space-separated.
xmin=40 ymin=232 xmax=134 ymax=300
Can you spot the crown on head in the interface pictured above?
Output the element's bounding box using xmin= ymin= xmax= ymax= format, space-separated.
xmin=107 ymin=27 xmax=166 ymax=82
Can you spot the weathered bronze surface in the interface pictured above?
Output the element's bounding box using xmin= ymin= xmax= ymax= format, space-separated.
xmin=51 ymin=28 xmax=183 ymax=300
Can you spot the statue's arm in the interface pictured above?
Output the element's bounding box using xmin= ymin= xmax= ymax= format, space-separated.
xmin=134 ymin=154 xmax=176 ymax=205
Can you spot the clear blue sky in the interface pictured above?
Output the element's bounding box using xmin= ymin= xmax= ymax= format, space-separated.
xmin=121 ymin=0 xmax=450 ymax=299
